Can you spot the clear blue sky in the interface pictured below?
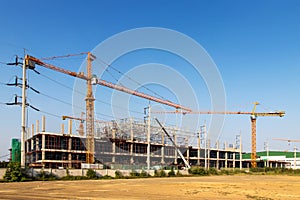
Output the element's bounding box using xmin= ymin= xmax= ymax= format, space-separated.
xmin=0 ymin=0 xmax=299 ymax=160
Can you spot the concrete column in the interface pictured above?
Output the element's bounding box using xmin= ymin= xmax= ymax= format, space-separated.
xmin=42 ymin=133 xmax=45 ymax=161
xmin=25 ymin=140 xmax=29 ymax=164
xmin=26 ymin=127 xmax=30 ymax=140
xmin=186 ymin=139 xmax=190 ymax=165
xmin=207 ymin=139 xmax=210 ymax=169
xmin=216 ymin=141 xmax=219 ymax=169
xmin=31 ymin=137 xmax=34 ymax=151
xmin=225 ymin=152 xmax=228 ymax=169
xmin=112 ymin=129 xmax=116 ymax=163
xmin=239 ymin=134 xmax=242 ymax=170
xmin=174 ymin=133 xmax=177 ymax=165
xmin=36 ymin=120 xmax=39 ymax=133
xmin=161 ymin=129 xmax=165 ymax=164
xmin=31 ymin=124 xmax=34 ymax=137
xmin=26 ymin=139 xmax=29 ymax=153
xmin=42 ymin=116 xmax=46 ymax=132
xmin=68 ymin=120 xmax=72 ymax=135
xmin=197 ymin=131 xmax=200 ymax=165
xmin=61 ymin=123 xmax=65 ymax=134
xmin=233 ymin=152 xmax=236 ymax=168
xmin=130 ymin=118 xmax=134 ymax=164
xmin=36 ymin=137 xmax=39 ymax=161
xmin=68 ymin=137 xmax=72 ymax=168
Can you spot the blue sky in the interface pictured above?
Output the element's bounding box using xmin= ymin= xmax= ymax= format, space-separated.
xmin=0 ymin=0 xmax=299 ymax=160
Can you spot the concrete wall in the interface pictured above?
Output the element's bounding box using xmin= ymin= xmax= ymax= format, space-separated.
xmin=0 ymin=167 xmax=189 ymax=179
xmin=23 ymin=168 xmax=189 ymax=178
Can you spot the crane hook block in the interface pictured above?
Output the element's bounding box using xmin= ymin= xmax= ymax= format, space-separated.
xmin=91 ymin=74 xmax=98 ymax=85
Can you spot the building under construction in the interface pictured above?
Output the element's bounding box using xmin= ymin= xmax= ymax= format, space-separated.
xmin=24 ymin=116 xmax=246 ymax=169
xmin=19 ymin=54 xmax=285 ymax=170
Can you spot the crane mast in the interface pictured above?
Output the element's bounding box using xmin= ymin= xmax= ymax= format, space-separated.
xmin=86 ymin=52 xmax=95 ymax=164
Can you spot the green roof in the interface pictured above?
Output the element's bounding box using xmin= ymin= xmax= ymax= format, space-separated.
xmin=241 ymin=151 xmax=300 ymax=159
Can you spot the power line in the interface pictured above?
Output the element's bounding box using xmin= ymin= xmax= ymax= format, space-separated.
xmin=0 ymin=154 xmax=10 ymax=159
xmin=36 ymin=71 xmax=144 ymax=115
xmin=94 ymin=57 xmax=168 ymax=101
xmin=39 ymin=110 xmax=61 ymax=119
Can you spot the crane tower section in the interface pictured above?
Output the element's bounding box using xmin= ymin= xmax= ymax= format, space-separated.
xmin=86 ymin=52 xmax=96 ymax=164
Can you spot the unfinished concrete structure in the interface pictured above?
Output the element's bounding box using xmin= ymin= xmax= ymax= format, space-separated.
xmin=25 ymin=117 xmax=243 ymax=169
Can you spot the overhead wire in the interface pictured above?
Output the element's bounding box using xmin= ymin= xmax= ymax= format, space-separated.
xmin=27 ymin=52 xmax=160 ymax=115
xmin=39 ymin=110 xmax=61 ymax=119
xmin=94 ymin=57 xmax=168 ymax=101
xmin=36 ymin=70 xmax=144 ymax=115
xmin=0 ymin=154 xmax=10 ymax=159
xmin=3 ymin=52 xmax=149 ymax=122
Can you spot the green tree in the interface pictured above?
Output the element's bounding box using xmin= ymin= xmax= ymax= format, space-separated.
xmin=4 ymin=162 xmax=25 ymax=182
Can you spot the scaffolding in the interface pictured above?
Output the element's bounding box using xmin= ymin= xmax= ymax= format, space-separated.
xmin=25 ymin=116 xmax=243 ymax=169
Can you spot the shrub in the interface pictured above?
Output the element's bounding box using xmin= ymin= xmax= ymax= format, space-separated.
xmin=168 ymin=168 xmax=176 ymax=177
xmin=61 ymin=175 xmax=88 ymax=180
xmin=250 ymin=168 xmax=265 ymax=173
xmin=220 ymin=169 xmax=235 ymax=175
xmin=4 ymin=162 xmax=26 ymax=182
xmin=115 ymin=170 xmax=124 ymax=179
xmin=86 ymin=169 xmax=97 ymax=179
xmin=37 ymin=169 xmax=58 ymax=181
xmin=101 ymin=175 xmax=112 ymax=179
xmin=159 ymin=170 xmax=166 ymax=177
xmin=208 ymin=168 xmax=218 ymax=175
xmin=140 ymin=170 xmax=149 ymax=177
xmin=189 ymin=167 xmax=209 ymax=176
xmin=130 ymin=170 xmax=140 ymax=177
xmin=154 ymin=169 xmax=166 ymax=177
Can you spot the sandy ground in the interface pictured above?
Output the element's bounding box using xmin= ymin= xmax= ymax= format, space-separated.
xmin=0 ymin=175 xmax=299 ymax=200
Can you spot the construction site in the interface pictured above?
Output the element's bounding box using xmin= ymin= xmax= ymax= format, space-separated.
xmin=2 ymin=1 xmax=300 ymax=200
xmin=3 ymin=52 xmax=294 ymax=171
xmin=23 ymin=116 xmax=246 ymax=169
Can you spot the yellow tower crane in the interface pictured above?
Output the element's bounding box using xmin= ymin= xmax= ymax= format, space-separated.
xmin=25 ymin=53 xmax=191 ymax=164
xmin=152 ymin=103 xmax=285 ymax=168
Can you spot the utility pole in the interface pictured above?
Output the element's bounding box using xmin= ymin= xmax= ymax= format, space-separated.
xmin=197 ymin=130 xmax=201 ymax=165
xmin=204 ymin=124 xmax=207 ymax=170
xmin=264 ymin=141 xmax=269 ymax=168
xmin=6 ymin=55 xmax=38 ymax=168
xmin=200 ymin=124 xmax=207 ymax=170
xmin=294 ymin=146 xmax=297 ymax=170
xmin=21 ymin=56 xmax=27 ymax=168
xmin=236 ymin=133 xmax=242 ymax=170
xmin=239 ymin=133 xmax=242 ymax=170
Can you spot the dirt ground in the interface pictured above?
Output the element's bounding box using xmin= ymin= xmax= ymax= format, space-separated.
xmin=0 ymin=175 xmax=299 ymax=200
